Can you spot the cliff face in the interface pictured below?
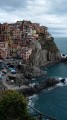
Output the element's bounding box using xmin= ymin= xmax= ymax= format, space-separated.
xmin=29 ymin=49 xmax=47 ymax=66
xmin=29 ymin=34 xmax=61 ymax=66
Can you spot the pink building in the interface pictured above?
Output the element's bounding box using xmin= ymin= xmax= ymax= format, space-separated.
xmin=0 ymin=42 xmax=9 ymax=58
xmin=21 ymin=47 xmax=32 ymax=61
xmin=13 ymin=28 xmax=22 ymax=39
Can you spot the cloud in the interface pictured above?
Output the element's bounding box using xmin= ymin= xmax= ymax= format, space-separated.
xmin=47 ymin=0 xmax=67 ymax=15
xmin=0 ymin=0 xmax=67 ymax=37
xmin=0 ymin=0 xmax=27 ymax=10
xmin=49 ymin=28 xmax=67 ymax=37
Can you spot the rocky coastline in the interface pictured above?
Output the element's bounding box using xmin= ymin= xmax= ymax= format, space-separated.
xmin=0 ymin=59 xmax=62 ymax=96
xmin=18 ymin=77 xmax=66 ymax=96
xmin=0 ymin=61 xmax=61 ymax=95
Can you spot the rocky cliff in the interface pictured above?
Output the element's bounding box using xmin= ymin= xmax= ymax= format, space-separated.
xmin=29 ymin=33 xmax=61 ymax=66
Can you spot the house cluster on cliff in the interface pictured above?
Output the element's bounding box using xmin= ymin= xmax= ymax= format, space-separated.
xmin=0 ymin=20 xmax=54 ymax=63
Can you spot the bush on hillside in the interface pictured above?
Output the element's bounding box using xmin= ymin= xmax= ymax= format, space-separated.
xmin=0 ymin=90 xmax=36 ymax=120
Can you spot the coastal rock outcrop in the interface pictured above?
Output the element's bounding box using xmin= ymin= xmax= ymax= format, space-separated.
xmin=29 ymin=36 xmax=61 ymax=66
xmin=17 ymin=64 xmax=46 ymax=79
xmin=19 ymin=77 xmax=60 ymax=96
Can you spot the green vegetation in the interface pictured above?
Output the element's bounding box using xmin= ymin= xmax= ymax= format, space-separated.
xmin=42 ymin=39 xmax=58 ymax=52
xmin=0 ymin=90 xmax=35 ymax=120
xmin=39 ymin=33 xmax=59 ymax=52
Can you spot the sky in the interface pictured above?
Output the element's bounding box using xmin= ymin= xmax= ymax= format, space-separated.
xmin=0 ymin=0 xmax=67 ymax=37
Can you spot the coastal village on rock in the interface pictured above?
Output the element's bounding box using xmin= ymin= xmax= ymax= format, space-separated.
xmin=0 ymin=20 xmax=61 ymax=94
xmin=0 ymin=20 xmax=52 ymax=61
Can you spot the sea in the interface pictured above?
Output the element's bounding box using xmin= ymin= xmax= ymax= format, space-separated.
xmin=28 ymin=37 xmax=67 ymax=120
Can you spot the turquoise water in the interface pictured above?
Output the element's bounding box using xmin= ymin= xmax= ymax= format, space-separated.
xmin=29 ymin=38 xmax=67 ymax=120
xmin=54 ymin=37 xmax=67 ymax=55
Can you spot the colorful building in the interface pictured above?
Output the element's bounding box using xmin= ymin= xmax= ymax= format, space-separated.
xmin=21 ymin=47 xmax=32 ymax=61
xmin=0 ymin=42 xmax=9 ymax=58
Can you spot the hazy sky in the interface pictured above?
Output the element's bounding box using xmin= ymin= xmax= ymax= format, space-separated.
xmin=0 ymin=0 xmax=67 ymax=37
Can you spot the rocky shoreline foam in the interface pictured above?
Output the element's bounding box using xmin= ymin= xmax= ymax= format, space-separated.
xmin=18 ymin=77 xmax=66 ymax=96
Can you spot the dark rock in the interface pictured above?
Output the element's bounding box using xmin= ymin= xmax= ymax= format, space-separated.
xmin=61 ymin=78 xmax=66 ymax=84
xmin=19 ymin=77 xmax=59 ymax=96
xmin=24 ymin=73 xmax=32 ymax=80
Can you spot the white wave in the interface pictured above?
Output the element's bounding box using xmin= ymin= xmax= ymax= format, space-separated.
xmin=65 ymin=78 xmax=67 ymax=85
xmin=29 ymin=94 xmax=38 ymax=100
xmin=48 ymin=77 xmax=67 ymax=88
xmin=48 ymin=87 xmax=54 ymax=91
xmin=58 ymin=77 xmax=63 ymax=80
xmin=29 ymin=83 xmax=35 ymax=87
xmin=57 ymin=83 xmax=64 ymax=87
xmin=57 ymin=77 xmax=67 ymax=86
xmin=28 ymin=94 xmax=38 ymax=106
xmin=31 ymin=78 xmax=36 ymax=80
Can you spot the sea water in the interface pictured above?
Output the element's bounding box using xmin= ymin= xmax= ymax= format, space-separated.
xmin=29 ymin=38 xmax=67 ymax=120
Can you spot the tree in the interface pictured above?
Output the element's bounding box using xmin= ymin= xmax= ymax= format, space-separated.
xmin=0 ymin=90 xmax=30 ymax=120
